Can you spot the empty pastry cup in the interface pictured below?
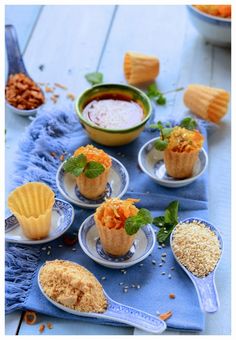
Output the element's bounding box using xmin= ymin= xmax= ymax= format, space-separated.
xmin=8 ymin=182 xmax=55 ymax=240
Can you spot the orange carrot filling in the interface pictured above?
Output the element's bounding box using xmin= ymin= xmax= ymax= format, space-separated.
xmin=73 ymin=145 xmax=112 ymax=168
xmin=95 ymin=198 xmax=139 ymax=230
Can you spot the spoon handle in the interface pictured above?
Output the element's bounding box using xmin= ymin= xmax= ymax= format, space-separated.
xmin=192 ymin=273 xmax=220 ymax=313
xmin=106 ymin=296 xmax=166 ymax=334
xmin=5 ymin=25 xmax=28 ymax=76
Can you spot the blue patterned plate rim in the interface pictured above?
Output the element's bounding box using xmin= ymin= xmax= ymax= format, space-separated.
xmin=56 ymin=156 xmax=129 ymax=209
xmin=138 ymin=137 xmax=208 ymax=184
xmin=37 ymin=262 xmax=166 ymax=333
xmin=5 ymin=198 xmax=75 ymax=245
xmin=78 ymin=214 xmax=156 ymax=268
xmin=170 ymin=217 xmax=223 ymax=313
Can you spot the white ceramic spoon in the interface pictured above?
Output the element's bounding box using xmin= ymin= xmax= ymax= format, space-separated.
xmin=5 ymin=25 xmax=45 ymax=116
xmin=38 ymin=265 xmax=166 ymax=334
xmin=170 ymin=217 xmax=223 ymax=313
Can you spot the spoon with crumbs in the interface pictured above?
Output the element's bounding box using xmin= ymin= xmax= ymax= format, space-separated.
xmin=38 ymin=260 xmax=166 ymax=334
xmin=170 ymin=218 xmax=223 ymax=313
xmin=5 ymin=25 xmax=45 ymax=116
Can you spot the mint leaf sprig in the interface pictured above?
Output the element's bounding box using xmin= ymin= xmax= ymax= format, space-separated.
xmin=146 ymin=83 xmax=184 ymax=106
xmin=153 ymin=200 xmax=179 ymax=244
xmin=125 ymin=208 xmax=153 ymax=235
xmin=150 ymin=117 xmax=198 ymax=151
xmin=85 ymin=72 xmax=103 ymax=86
xmin=63 ymin=154 xmax=105 ymax=179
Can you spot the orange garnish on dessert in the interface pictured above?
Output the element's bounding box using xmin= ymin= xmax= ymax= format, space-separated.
xmin=95 ymin=198 xmax=140 ymax=230
xmin=74 ymin=144 xmax=112 ymax=168
xmin=167 ymin=127 xmax=204 ymax=153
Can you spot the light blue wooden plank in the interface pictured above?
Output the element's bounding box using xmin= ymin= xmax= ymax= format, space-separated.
xmin=5 ymin=5 xmax=42 ymax=52
xmin=5 ymin=312 xmax=22 ymax=335
xmin=19 ymin=315 xmax=133 ymax=335
xmin=202 ymin=45 xmax=231 ymax=336
xmin=99 ymin=5 xmax=188 ymax=122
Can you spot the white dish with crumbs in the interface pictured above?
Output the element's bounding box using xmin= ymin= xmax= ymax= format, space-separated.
xmin=170 ymin=217 xmax=223 ymax=313
xmin=38 ymin=262 xmax=166 ymax=334
xmin=78 ymin=214 xmax=155 ymax=269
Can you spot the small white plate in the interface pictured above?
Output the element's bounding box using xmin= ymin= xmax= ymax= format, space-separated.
xmin=56 ymin=156 xmax=129 ymax=209
xmin=78 ymin=214 xmax=156 ymax=269
xmin=138 ymin=137 xmax=208 ymax=188
xmin=5 ymin=199 xmax=74 ymax=244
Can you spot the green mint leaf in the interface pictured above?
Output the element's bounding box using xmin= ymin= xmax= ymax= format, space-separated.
xmin=153 ymin=216 xmax=165 ymax=227
xmin=155 ymin=139 xmax=168 ymax=151
xmin=156 ymin=226 xmax=174 ymax=244
xmin=180 ymin=117 xmax=197 ymax=130
xmin=146 ymin=83 xmax=160 ymax=98
xmin=162 ymin=127 xmax=173 ymax=138
xmin=125 ymin=208 xmax=153 ymax=235
xmin=149 ymin=120 xmax=164 ymax=131
xmin=154 ymin=200 xmax=180 ymax=244
xmin=164 ymin=200 xmax=179 ymax=225
xmin=63 ymin=154 xmax=87 ymax=177
xmin=84 ymin=161 xmax=105 ymax=178
xmin=138 ymin=208 xmax=153 ymax=225
xmin=85 ymin=72 xmax=103 ymax=85
xmin=156 ymin=94 xmax=166 ymax=105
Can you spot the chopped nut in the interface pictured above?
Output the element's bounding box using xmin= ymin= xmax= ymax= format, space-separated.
xmin=54 ymin=82 xmax=68 ymax=90
xmin=67 ymin=93 xmax=75 ymax=101
xmin=39 ymin=324 xmax=45 ymax=333
xmin=50 ymin=152 xmax=57 ymax=158
xmin=45 ymin=86 xmax=54 ymax=93
xmin=169 ymin=293 xmax=175 ymax=299
xmin=60 ymin=154 xmax=65 ymax=161
xmin=160 ymin=311 xmax=172 ymax=321
xmin=47 ymin=322 xmax=53 ymax=329
xmin=50 ymin=94 xmax=59 ymax=103
xmin=24 ymin=311 xmax=37 ymax=325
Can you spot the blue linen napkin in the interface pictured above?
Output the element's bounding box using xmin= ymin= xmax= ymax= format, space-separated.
xmin=5 ymin=107 xmax=208 ymax=331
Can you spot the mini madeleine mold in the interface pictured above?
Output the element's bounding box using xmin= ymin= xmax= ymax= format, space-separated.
xmin=8 ymin=182 xmax=55 ymax=240
xmin=183 ymin=84 xmax=230 ymax=123
xmin=124 ymin=51 xmax=160 ymax=85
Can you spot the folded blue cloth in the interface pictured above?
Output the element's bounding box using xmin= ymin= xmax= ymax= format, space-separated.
xmin=5 ymin=107 xmax=208 ymax=331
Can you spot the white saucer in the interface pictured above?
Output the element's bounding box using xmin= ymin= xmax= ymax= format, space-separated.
xmin=5 ymin=199 xmax=74 ymax=244
xmin=56 ymin=156 xmax=129 ymax=209
xmin=78 ymin=214 xmax=156 ymax=269
xmin=138 ymin=137 xmax=208 ymax=188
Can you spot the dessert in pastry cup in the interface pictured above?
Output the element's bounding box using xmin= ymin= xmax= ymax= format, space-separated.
xmin=63 ymin=145 xmax=112 ymax=200
xmin=94 ymin=198 xmax=152 ymax=256
xmin=153 ymin=118 xmax=204 ymax=179
xmin=8 ymin=182 xmax=55 ymax=239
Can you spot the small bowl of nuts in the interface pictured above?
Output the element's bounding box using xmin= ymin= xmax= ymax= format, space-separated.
xmin=5 ymin=25 xmax=45 ymax=116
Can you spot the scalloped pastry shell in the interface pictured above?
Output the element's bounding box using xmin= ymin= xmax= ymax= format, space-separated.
xmin=124 ymin=51 xmax=160 ymax=85
xmin=8 ymin=182 xmax=55 ymax=239
xmin=183 ymin=84 xmax=230 ymax=123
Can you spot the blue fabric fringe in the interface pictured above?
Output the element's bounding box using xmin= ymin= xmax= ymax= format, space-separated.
xmin=5 ymin=245 xmax=41 ymax=313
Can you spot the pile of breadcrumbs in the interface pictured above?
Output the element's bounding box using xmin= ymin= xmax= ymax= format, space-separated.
xmin=172 ymin=221 xmax=221 ymax=277
xmin=39 ymin=260 xmax=107 ymax=313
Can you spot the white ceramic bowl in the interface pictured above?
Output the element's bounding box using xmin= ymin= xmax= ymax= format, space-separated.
xmin=187 ymin=5 xmax=231 ymax=47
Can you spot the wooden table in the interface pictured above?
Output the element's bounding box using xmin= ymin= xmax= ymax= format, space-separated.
xmin=5 ymin=5 xmax=231 ymax=335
